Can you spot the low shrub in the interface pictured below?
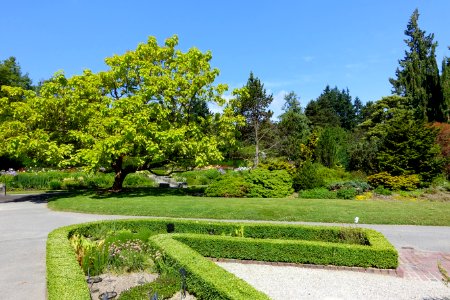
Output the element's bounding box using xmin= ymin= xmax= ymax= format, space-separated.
xmin=293 ymin=160 xmax=325 ymax=191
xmin=374 ymin=186 xmax=392 ymax=196
xmin=336 ymin=188 xmax=357 ymax=199
xmin=49 ymin=179 xmax=62 ymax=190
xmin=205 ymin=168 xmax=293 ymax=198
xmin=204 ymin=174 xmax=250 ymax=197
xmin=174 ymin=230 xmax=396 ymax=268
xmin=298 ymin=188 xmax=337 ymax=199
xmin=123 ymin=173 xmax=155 ymax=187
xmin=355 ymin=192 xmax=373 ymax=200
xmin=0 ymin=170 xmax=155 ymax=191
xmin=367 ymin=172 xmax=420 ymax=191
xmin=245 ymin=169 xmax=293 ymax=198
xmin=316 ymin=165 xmax=354 ymax=184
xmin=259 ymin=158 xmax=296 ymax=175
xmin=150 ymin=234 xmax=269 ymax=300
xmin=119 ymin=274 xmax=179 ymax=300
xmin=328 ymin=181 xmax=371 ymax=194
xmin=175 ymin=169 xmax=221 ymax=186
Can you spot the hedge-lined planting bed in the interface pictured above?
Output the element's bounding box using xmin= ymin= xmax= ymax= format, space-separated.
xmin=174 ymin=232 xmax=397 ymax=268
xmin=47 ymin=219 xmax=398 ymax=300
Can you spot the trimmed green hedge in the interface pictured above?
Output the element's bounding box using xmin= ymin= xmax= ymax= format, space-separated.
xmin=174 ymin=231 xmax=397 ymax=268
xmin=150 ymin=234 xmax=269 ymax=300
xmin=47 ymin=224 xmax=91 ymax=300
xmin=47 ymin=219 xmax=398 ymax=300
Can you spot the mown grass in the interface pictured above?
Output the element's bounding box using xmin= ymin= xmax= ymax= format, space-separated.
xmin=46 ymin=189 xmax=450 ymax=226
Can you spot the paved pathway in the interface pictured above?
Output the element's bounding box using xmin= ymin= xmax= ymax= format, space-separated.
xmin=0 ymin=194 xmax=449 ymax=299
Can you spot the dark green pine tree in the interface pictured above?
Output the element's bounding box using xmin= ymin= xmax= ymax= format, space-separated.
xmin=305 ymin=85 xmax=356 ymax=130
xmin=0 ymin=56 xmax=33 ymax=98
xmin=237 ymin=72 xmax=273 ymax=166
xmin=441 ymin=48 xmax=450 ymax=122
xmin=278 ymin=92 xmax=310 ymax=161
xmin=389 ymin=9 xmax=444 ymax=122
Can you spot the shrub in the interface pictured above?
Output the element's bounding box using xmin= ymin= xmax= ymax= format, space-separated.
xmin=355 ymin=192 xmax=373 ymax=200
xmin=119 ymin=274 xmax=179 ymax=300
xmin=245 ymin=168 xmax=293 ymax=198
xmin=367 ymin=172 xmax=420 ymax=191
xmin=328 ymin=181 xmax=371 ymax=194
xmin=293 ymin=160 xmax=324 ymax=191
xmin=259 ymin=158 xmax=296 ymax=175
xmin=176 ymin=169 xmax=221 ymax=186
xmin=316 ymin=165 xmax=356 ymax=184
xmin=336 ymin=188 xmax=357 ymax=199
xmin=206 ymin=169 xmax=293 ymax=198
xmin=49 ymin=180 xmax=62 ymax=190
xmin=123 ymin=173 xmax=155 ymax=187
xmin=374 ymin=186 xmax=392 ymax=196
xmin=205 ymin=174 xmax=250 ymax=197
xmin=298 ymin=188 xmax=337 ymax=199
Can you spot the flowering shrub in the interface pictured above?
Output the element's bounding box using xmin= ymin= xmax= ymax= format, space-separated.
xmin=108 ymin=239 xmax=149 ymax=272
xmin=355 ymin=192 xmax=373 ymax=200
xmin=367 ymin=172 xmax=420 ymax=191
xmin=0 ymin=168 xmax=17 ymax=176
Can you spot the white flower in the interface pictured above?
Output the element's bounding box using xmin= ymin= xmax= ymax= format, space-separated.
xmin=354 ymin=217 xmax=359 ymax=224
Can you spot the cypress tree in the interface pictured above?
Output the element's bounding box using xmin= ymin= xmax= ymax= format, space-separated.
xmin=389 ymin=9 xmax=444 ymax=122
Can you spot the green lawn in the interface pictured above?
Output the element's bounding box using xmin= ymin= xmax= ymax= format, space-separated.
xmin=46 ymin=189 xmax=450 ymax=226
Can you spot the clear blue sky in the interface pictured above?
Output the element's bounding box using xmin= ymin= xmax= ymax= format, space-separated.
xmin=1 ymin=1 xmax=450 ymax=117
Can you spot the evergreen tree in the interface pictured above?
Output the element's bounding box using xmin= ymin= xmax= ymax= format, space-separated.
xmin=235 ymin=72 xmax=273 ymax=166
xmin=389 ymin=9 xmax=444 ymax=122
xmin=278 ymin=92 xmax=310 ymax=161
xmin=305 ymin=85 xmax=357 ymax=130
xmin=441 ymin=49 xmax=450 ymax=122
xmin=376 ymin=118 xmax=443 ymax=183
xmin=0 ymin=57 xmax=33 ymax=96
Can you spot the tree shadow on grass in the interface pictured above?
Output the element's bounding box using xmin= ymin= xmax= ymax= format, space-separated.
xmin=0 ymin=186 xmax=206 ymax=203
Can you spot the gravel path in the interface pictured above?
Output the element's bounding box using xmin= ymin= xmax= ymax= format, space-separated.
xmin=217 ymin=262 xmax=450 ymax=300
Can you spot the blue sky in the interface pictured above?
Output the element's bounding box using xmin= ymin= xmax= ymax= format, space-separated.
xmin=1 ymin=1 xmax=450 ymax=118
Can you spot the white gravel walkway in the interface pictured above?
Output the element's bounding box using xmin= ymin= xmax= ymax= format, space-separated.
xmin=217 ymin=262 xmax=450 ymax=300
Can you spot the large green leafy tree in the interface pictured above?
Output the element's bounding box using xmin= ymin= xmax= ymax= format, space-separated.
xmin=305 ymin=86 xmax=357 ymax=130
xmin=0 ymin=57 xmax=34 ymax=168
xmin=389 ymin=9 xmax=444 ymax=122
xmin=235 ymin=72 xmax=273 ymax=166
xmin=0 ymin=36 xmax=239 ymax=190
xmin=277 ymin=92 xmax=310 ymax=161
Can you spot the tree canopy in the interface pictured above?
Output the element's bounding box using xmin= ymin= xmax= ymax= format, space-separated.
xmin=0 ymin=36 xmax=240 ymax=190
xmin=305 ymin=86 xmax=358 ymax=130
xmin=0 ymin=57 xmax=33 ymax=97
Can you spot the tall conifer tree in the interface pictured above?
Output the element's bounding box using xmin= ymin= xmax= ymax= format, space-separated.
xmin=389 ymin=9 xmax=444 ymax=122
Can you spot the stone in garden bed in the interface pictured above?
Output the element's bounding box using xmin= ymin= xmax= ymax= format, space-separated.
xmin=88 ymin=271 xmax=157 ymax=299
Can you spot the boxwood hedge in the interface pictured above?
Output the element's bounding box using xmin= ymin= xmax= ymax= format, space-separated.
xmin=47 ymin=219 xmax=397 ymax=300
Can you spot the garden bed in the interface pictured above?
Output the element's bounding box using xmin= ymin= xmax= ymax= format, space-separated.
xmin=47 ymin=219 xmax=398 ymax=300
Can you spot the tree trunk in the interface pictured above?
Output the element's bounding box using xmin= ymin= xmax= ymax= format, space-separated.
xmin=111 ymin=170 xmax=128 ymax=191
xmin=111 ymin=155 xmax=130 ymax=192
xmin=254 ymin=123 xmax=259 ymax=167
